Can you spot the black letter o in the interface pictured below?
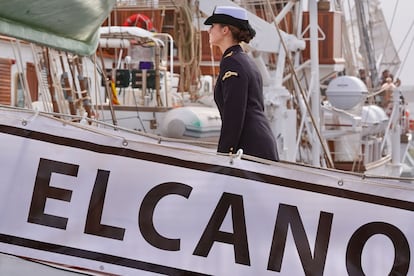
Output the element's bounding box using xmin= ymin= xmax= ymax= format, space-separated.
xmin=346 ymin=222 xmax=410 ymax=275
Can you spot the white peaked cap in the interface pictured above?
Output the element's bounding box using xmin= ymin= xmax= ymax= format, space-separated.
xmin=214 ymin=6 xmax=248 ymax=20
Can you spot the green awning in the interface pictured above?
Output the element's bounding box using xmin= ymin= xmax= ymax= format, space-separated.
xmin=0 ymin=0 xmax=116 ymax=55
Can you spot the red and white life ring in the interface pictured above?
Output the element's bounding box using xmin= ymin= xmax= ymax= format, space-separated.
xmin=122 ymin=13 xmax=156 ymax=32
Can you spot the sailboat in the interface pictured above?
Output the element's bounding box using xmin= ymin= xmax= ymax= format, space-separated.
xmin=0 ymin=0 xmax=413 ymax=275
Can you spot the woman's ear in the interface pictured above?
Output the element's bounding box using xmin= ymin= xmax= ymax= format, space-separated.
xmin=222 ymin=25 xmax=229 ymax=34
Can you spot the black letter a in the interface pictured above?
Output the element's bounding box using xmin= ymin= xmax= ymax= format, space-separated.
xmin=193 ymin=193 xmax=250 ymax=265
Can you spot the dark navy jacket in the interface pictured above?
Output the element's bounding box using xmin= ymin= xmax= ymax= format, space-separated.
xmin=214 ymin=45 xmax=279 ymax=161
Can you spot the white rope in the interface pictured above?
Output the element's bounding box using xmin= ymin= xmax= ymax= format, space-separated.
xmin=4 ymin=104 xmax=414 ymax=186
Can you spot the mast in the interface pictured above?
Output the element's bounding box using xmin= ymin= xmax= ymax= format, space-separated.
xmin=355 ymin=0 xmax=378 ymax=86
xmin=309 ymin=0 xmax=321 ymax=166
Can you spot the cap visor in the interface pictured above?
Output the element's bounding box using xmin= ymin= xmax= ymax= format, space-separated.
xmin=204 ymin=16 xmax=214 ymax=25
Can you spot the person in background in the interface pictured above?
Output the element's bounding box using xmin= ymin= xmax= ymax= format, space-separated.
xmin=204 ymin=6 xmax=279 ymax=161
xmin=358 ymin=69 xmax=372 ymax=88
xmin=381 ymin=77 xmax=396 ymax=117
xmin=357 ymin=68 xmax=374 ymax=104
xmin=379 ymin=69 xmax=391 ymax=86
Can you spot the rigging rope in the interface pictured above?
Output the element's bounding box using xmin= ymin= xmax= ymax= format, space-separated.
xmin=385 ymin=0 xmax=414 ymax=80
xmin=382 ymin=0 xmax=399 ymax=59
xmin=265 ymin=0 xmax=334 ymax=168
xmin=397 ymin=31 xmax=414 ymax=78
xmin=394 ymin=19 xmax=414 ymax=78
xmin=174 ymin=5 xmax=200 ymax=94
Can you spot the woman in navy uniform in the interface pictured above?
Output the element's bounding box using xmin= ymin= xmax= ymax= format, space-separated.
xmin=204 ymin=6 xmax=279 ymax=161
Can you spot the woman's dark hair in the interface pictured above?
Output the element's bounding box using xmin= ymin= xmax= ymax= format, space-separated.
xmin=223 ymin=24 xmax=254 ymax=43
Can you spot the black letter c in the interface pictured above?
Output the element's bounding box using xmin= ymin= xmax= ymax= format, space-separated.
xmin=139 ymin=182 xmax=192 ymax=251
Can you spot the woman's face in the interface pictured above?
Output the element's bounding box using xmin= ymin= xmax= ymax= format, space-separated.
xmin=208 ymin=23 xmax=226 ymax=46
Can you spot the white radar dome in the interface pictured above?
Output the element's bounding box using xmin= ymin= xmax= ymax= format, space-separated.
xmin=326 ymin=76 xmax=368 ymax=110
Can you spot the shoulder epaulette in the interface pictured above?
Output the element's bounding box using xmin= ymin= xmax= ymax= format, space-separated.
xmin=224 ymin=51 xmax=233 ymax=58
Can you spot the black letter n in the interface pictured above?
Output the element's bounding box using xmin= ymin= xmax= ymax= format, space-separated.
xmin=267 ymin=204 xmax=333 ymax=276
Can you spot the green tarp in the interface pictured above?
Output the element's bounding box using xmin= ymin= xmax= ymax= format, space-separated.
xmin=0 ymin=0 xmax=116 ymax=55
